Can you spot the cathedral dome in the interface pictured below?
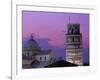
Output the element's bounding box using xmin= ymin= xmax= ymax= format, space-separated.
xmin=23 ymin=34 xmax=40 ymax=50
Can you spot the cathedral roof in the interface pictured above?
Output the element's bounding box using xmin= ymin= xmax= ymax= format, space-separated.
xmin=36 ymin=50 xmax=51 ymax=55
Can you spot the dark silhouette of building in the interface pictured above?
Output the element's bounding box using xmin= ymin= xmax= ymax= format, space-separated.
xmin=45 ymin=60 xmax=77 ymax=67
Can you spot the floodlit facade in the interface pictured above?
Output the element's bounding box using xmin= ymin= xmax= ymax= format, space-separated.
xmin=66 ymin=24 xmax=83 ymax=66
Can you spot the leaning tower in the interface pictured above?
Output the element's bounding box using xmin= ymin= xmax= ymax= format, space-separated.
xmin=66 ymin=23 xmax=83 ymax=66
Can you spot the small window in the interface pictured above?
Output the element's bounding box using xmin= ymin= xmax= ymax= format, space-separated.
xmin=45 ymin=56 xmax=46 ymax=60
xmin=40 ymin=57 xmax=42 ymax=60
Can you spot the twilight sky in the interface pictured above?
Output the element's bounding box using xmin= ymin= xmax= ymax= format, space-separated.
xmin=22 ymin=11 xmax=89 ymax=64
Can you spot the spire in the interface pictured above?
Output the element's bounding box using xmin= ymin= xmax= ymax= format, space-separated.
xmin=66 ymin=16 xmax=71 ymax=34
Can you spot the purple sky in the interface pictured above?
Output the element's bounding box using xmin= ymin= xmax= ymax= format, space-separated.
xmin=22 ymin=11 xmax=89 ymax=64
